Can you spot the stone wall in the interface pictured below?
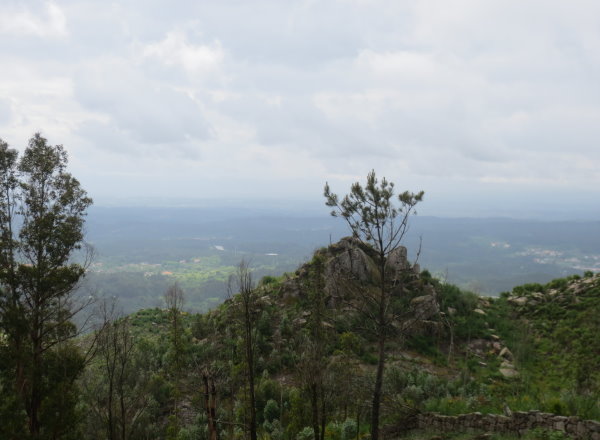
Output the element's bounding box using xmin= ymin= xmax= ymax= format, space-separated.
xmin=415 ymin=411 xmax=600 ymax=439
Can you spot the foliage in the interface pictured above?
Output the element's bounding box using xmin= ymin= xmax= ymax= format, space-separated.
xmin=263 ymin=399 xmax=280 ymax=423
xmin=72 ymin=261 xmax=600 ymax=440
xmin=296 ymin=426 xmax=315 ymax=440
xmin=339 ymin=418 xmax=358 ymax=440
xmin=497 ymin=273 xmax=600 ymax=418
xmin=324 ymin=170 xmax=424 ymax=440
xmin=0 ymin=134 xmax=92 ymax=439
xmin=1 ymin=147 xmax=595 ymax=440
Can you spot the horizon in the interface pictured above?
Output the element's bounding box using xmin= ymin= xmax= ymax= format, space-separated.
xmin=87 ymin=194 xmax=600 ymax=222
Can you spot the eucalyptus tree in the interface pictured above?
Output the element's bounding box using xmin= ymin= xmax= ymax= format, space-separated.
xmin=228 ymin=259 xmax=259 ymax=440
xmin=82 ymin=300 xmax=149 ymax=440
xmin=165 ymin=282 xmax=186 ymax=373
xmin=324 ymin=170 xmax=423 ymax=440
xmin=296 ymin=254 xmax=336 ymax=440
xmin=164 ymin=282 xmax=186 ymax=436
xmin=0 ymin=134 xmax=93 ymax=438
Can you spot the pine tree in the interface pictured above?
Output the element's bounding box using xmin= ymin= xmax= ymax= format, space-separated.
xmin=324 ymin=170 xmax=423 ymax=440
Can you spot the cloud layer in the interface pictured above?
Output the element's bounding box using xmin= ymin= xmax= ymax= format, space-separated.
xmin=1 ymin=0 xmax=599 ymax=217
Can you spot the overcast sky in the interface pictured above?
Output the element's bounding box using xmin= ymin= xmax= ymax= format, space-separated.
xmin=1 ymin=0 xmax=599 ymax=218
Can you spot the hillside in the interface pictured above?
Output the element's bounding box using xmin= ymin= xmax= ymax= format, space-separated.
xmin=74 ymin=238 xmax=600 ymax=440
xmin=501 ymin=273 xmax=600 ymax=407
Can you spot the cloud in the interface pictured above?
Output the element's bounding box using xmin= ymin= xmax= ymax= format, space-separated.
xmin=142 ymin=30 xmax=224 ymax=76
xmin=0 ymin=1 xmax=67 ymax=38
xmin=74 ymin=57 xmax=212 ymax=153
xmin=0 ymin=99 xmax=12 ymax=123
xmin=0 ymin=0 xmax=599 ymax=214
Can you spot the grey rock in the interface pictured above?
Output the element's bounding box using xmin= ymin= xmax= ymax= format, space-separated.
xmin=508 ymin=296 xmax=528 ymax=306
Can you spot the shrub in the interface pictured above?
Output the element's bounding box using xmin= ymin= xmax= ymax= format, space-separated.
xmin=360 ymin=351 xmax=378 ymax=365
xmin=176 ymin=426 xmax=207 ymax=440
xmin=405 ymin=334 xmax=444 ymax=360
xmin=325 ymin=422 xmax=342 ymax=440
xmin=339 ymin=331 xmax=364 ymax=355
xmin=340 ymin=419 xmax=357 ymax=440
xmin=260 ymin=275 xmax=278 ymax=286
xmin=296 ymin=427 xmax=314 ymax=440
xmin=264 ymin=399 xmax=280 ymax=423
xmin=513 ymin=283 xmax=545 ymax=296
xmin=542 ymin=397 xmax=567 ymax=416
xmin=269 ymin=420 xmax=284 ymax=440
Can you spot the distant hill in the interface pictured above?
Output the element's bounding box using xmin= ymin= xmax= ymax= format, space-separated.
xmin=81 ymin=206 xmax=600 ymax=312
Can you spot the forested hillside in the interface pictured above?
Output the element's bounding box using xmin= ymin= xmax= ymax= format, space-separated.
xmin=2 ymin=140 xmax=599 ymax=440
xmin=74 ymin=246 xmax=600 ymax=440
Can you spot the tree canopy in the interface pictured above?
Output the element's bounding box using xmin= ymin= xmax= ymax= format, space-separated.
xmin=0 ymin=133 xmax=92 ymax=439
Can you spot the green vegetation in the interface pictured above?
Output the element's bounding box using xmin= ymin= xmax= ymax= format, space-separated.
xmin=2 ymin=154 xmax=599 ymax=440
xmin=324 ymin=170 xmax=424 ymax=440
xmin=6 ymin=224 xmax=600 ymax=439
xmin=68 ymin=266 xmax=600 ymax=440
xmin=86 ymin=251 xmax=296 ymax=312
xmin=0 ymin=134 xmax=93 ymax=439
xmin=495 ymin=273 xmax=600 ymax=420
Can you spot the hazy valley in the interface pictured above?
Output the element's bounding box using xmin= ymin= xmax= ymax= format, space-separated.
xmin=82 ymin=205 xmax=600 ymax=313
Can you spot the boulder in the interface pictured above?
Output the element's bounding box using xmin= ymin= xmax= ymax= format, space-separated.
xmin=508 ymin=296 xmax=528 ymax=306
xmin=387 ymin=245 xmax=410 ymax=273
xmin=410 ymin=294 xmax=440 ymax=320
xmin=499 ymin=347 xmax=513 ymax=360
xmin=499 ymin=367 xmax=519 ymax=378
xmin=325 ymin=242 xmax=374 ymax=284
xmin=531 ymin=292 xmax=544 ymax=300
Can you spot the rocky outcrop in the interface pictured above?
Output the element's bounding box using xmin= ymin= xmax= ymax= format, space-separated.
xmin=324 ymin=237 xmax=378 ymax=296
xmin=324 ymin=236 xmax=412 ymax=285
xmin=506 ymin=273 xmax=600 ymax=311
xmin=410 ymin=286 xmax=439 ymax=320
xmin=386 ymin=245 xmax=411 ymax=275
xmin=465 ymin=336 xmax=519 ymax=378
xmin=279 ymin=236 xmax=439 ymax=329
xmin=282 ymin=236 xmax=420 ymax=298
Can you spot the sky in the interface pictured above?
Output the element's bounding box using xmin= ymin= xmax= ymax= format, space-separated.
xmin=1 ymin=0 xmax=599 ymax=219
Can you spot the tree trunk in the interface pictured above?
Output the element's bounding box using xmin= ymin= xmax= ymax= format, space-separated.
xmin=310 ymin=383 xmax=320 ymax=440
xmin=319 ymin=392 xmax=326 ymax=440
xmin=108 ymin=369 xmax=115 ymax=440
xmin=370 ymin=331 xmax=386 ymax=440
xmin=245 ymin=313 xmax=257 ymax=440
xmin=28 ymin=324 xmax=42 ymax=438
xmin=210 ymin=378 xmax=219 ymax=440
xmin=356 ymin=406 xmax=361 ymax=440
xmin=119 ymin=380 xmax=126 ymax=440
xmin=203 ymin=373 xmax=219 ymax=440
xmin=370 ymin=254 xmax=387 ymax=440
